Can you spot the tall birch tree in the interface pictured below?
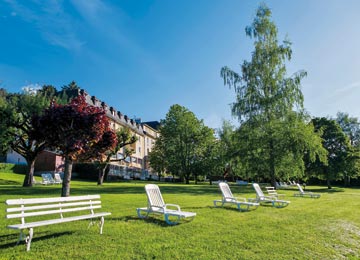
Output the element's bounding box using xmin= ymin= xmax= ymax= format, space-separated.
xmin=221 ymin=4 xmax=326 ymax=186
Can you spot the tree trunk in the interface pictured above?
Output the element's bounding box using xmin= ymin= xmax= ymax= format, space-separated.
xmin=269 ymin=140 xmax=276 ymax=187
xmin=327 ymin=178 xmax=332 ymax=189
xmin=185 ymin=174 xmax=190 ymax=184
xmin=97 ymin=164 xmax=108 ymax=185
xmin=61 ymin=157 xmax=73 ymax=197
xmin=22 ymin=159 xmax=35 ymax=187
xmin=343 ymin=175 xmax=350 ymax=187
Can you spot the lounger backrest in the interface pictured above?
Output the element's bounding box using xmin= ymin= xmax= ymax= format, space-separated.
xmin=145 ymin=184 xmax=165 ymax=209
xmin=252 ymin=183 xmax=265 ymax=198
xmin=219 ymin=182 xmax=234 ymax=201
xmin=54 ymin=173 xmax=62 ymax=183
xmin=296 ymin=183 xmax=304 ymax=193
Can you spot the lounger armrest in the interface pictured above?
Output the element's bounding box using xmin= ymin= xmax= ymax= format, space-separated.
xmin=234 ymin=197 xmax=247 ymax=202
xmin=263 ymin=195 xmax=277 ymax=200
xmin=164 ymin=204 xmax=181 ymax=211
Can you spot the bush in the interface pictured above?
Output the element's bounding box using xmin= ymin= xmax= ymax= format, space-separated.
xmin=0 ymin=163 xmax=14 ymax=172
xmin=0 ymin=163 xmax=27 ymax=174
xmin=73 ymin=163 xmax=98 ymax=180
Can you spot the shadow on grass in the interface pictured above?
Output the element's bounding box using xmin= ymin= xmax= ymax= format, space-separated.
xmin=210 ymin=206 xmax=257 ymax=213
xmin=0 ymin=179 xmax=22 ymax=185
xmin=0 ymin=231 xmax=73 ymax=250
xmin=120 ymin=215 xmax=183 ymax=227
xmin=3 ymin=181 xmax=356 ymax=198
xmin=0 ymin=182 xmax=258 ymax=197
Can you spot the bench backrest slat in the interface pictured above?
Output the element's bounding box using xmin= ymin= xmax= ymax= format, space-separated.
xmin=6 ymin=201 xmax=101 ymax=213
xmin=6 ymin=195 xmax=104 ymax=225
xmin=6 ymin=195 xmax=100 ymax=206
xmin=7 ymin=205 xmax=102 ymax=219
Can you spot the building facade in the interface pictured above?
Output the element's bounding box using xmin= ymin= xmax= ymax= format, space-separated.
xmin=82 ymin=90 xmax=160 ymax=179
xmin=5 ymin=89 xmax=160 ymax=179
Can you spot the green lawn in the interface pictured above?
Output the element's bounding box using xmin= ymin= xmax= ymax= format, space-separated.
xmin=1 ymin=172 xmax=360 ymax=260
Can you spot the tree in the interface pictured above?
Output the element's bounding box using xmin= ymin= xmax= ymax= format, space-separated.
xmin=93 ymin=127 xmax=137 ymax=185
xmin=32 ymin=95 xmax=117 ymax=196
xmin=335 ymin=112 xmax=360 ymax=186
xmin=309 ymin=117 xmax=352 ymax=188
xmin=148 ymin=135 xmax=167 ymax=181
xmin=336 ymin=112 xmax=360 ymax=149
xmin=0 ymin=90 xmax=50 ymax=187
xmin=151 ymin=104 xmax=216 ymax=184
xmin=220 ymin=4 xmax=326 ymax=186
xmin=57 ymin=81 xmax=81 ymax=102
xmin=214 ymin=120 xmax=242 ymax=181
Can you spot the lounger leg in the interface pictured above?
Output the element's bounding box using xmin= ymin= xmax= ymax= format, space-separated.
xmin=137 ymin=208 xmax=150 ymax=219
xmin=165 ymin=214 xmax=181 ymax=225
xmin=237 ymin=203 xmax=250 ymax=212
xmin=25 ymin=228 xmax=33 ymax=251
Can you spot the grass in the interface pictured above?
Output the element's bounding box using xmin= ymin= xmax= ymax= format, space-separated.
xmin=1 ymin=172 xmax=360 ymax=259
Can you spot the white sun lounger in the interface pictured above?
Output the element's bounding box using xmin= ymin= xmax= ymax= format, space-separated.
xmin=214 ymin=182 xmax=259 ymax=211
xmin=294 ymin=183 xmax=321 ymax=198
xmin=251 ymin=183 xmax=290 ymax=208
xmin=137 ymin=184 xmax=196 ymax=225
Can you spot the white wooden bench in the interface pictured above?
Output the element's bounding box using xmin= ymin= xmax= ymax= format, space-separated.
xmin=5 ymin=195 xmax=111 ymax=251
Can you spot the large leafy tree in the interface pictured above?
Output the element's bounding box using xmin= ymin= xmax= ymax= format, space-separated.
xmin=220 ymin=4 xmax=326 ymax=186
xmin=92 ymin=127 xmax=137 ymax=185
xmin=308 ymin=117 xmax=352 ymax=188
xmin=148 ymin=135 xmax=167 ymax=181
xmin=32 ymin=95 xmax=117 ymax=196
xmin=335 ymin=112 xmax=360 ymax=185
xmin=336 ymin=112 xmax=360 ymax=149
xmin=151 ymin=104 xmax=216 ymax=184
xmin=307 ymin=117 xmax=359 ymax=189
xmin=213 ymin=120 xmax=242 ymax=181
xmin=0 ymin=89 xmax=50 ymax=187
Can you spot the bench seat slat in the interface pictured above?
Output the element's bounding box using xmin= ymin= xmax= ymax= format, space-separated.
xmin=7 ymin=205 xmax=102 ymax=219
xmin=7 ymin=212 xmax=111 ymax=230
xmin=6 ymin=195 xmax=101 ymax=205
xmin=7 ymin=201 xmax=101 ymax=213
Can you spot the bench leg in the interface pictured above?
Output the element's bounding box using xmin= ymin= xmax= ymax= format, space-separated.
xmin=87 ymin=217 xmax=105 ymax=234
xmin=26 ymin=228 xmax=33 ymax=251
xmin=100 ymin=216 xmax=104 ymax=234
xmin=16 ymin=230 xmax=25 ymax=245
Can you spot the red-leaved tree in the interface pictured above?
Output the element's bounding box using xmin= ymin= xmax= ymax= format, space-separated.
xmin=32 ymin=95 xmax=117 ymax=196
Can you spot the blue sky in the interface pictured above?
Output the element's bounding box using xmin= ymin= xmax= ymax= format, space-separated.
xmin=1 ymin=0 xmax=360 ymax=129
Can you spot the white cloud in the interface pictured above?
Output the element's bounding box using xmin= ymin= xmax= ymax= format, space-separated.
xmin=21 ymin=83 xmax=42 ymax=95
xmin=333 ymin=81 xmax=360 ymax=95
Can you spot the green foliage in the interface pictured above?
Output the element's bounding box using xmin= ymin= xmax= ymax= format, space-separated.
xmin=0 ymin=91 xmax=51 ymax=186
xmin=308 ymin=117 xmax=354 ymax=188
xmin=0 ymin=163 xmax=27 ymax=174
xmin=336 ymin=112 xmax=360 ymax=151
xmin=148 ymin=135 xmax=167 ymax=179
xmin=220 ymin=4 xmax=326 ymax=185
xmin=95 ymin=127 xmax=137 ymax=185
xmin=32 ymin=95 xmax=117 ymax=196
xmin=73 ymin=163 xmax=99 ymax=180
xmin=150 ymin=104 xmax=216 ymax=184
